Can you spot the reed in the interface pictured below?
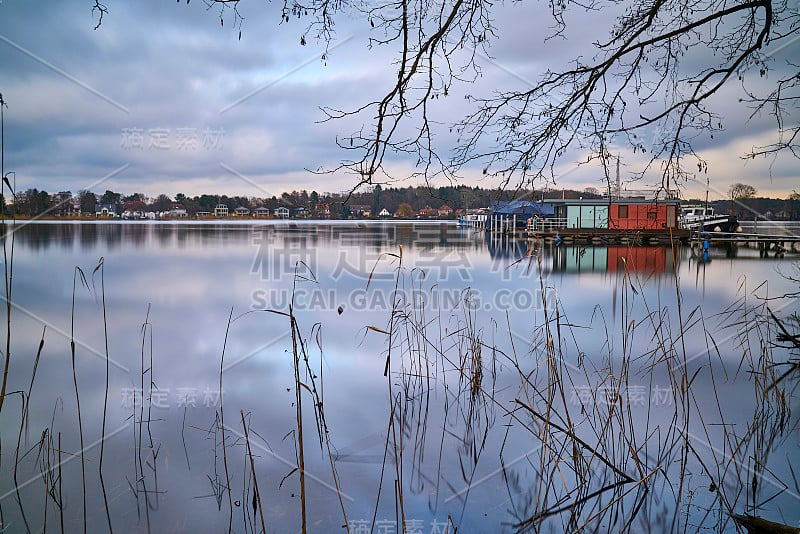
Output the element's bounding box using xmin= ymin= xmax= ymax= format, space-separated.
xmin=70 ymin=266 xmax=88 ymax=534
xmin=240 ymin=410 xmax=266 ymax=534
xmin=234 ymin=261 xmax=350 ymax=532
xmin=219 ymin=307 xmax=234 ymax=533
xmin=94 ymin=257 xmax=113 ymax=532
xmin=12 ymin=327 xmax=44 ymax=533
xmin=0 ymin=153 xmax=14 ymax=416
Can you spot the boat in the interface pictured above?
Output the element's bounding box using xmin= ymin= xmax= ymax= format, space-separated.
xmin=679 ymin=205 xmax=740 ymax=233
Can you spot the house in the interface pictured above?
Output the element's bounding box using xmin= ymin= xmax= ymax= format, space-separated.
xmin=603 ymin=199 xmax=679 ymax=230
xmin=379 ymin=208 xmax=391 ymax=218
xmin=438 ymin=205 xmax=453 ymax=218
xmin=95 ymin=204 xmax=118 ymax=217
xmin=233 ymin=206 xmax=250 ymax=216
xmin=315 ymin=203 xmax=331 ymax=218
xmin=196 ymin=211 xmax=211 ymax=217
xmin=418 ymin=206 xmax=438 ymax=218
xmin=123 ymin=200 xmax=147 ymax=212
xmin=214 ymin=204 xmax=229 ymax=217
xmin=253 ymin=207 xmax=271 ymax=218
xmin=350 ymin=205 xmax=372 ymax=218
xmin=169 ymin=208 xmax=188 ymax=218
xmin=274 ymin=206 xmax=290 ymax=219
xmin=122 ymin=200 xmax=147 ymax=219
xmin=292 ymin=207 xmax=310 ymax=218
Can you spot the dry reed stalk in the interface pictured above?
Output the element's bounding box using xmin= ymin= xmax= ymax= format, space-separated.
xmin=58 ymin=432 xmax=64 ymax=534
xmin=240 ymin=410 xmax=266 ymax=534
xmin=11 ymin=327 xmax=45 ymax=533
xmin=95 ymin=257 xmax=113 ymax=532
xmin=219 ymin=307 xmax=235 ymax=533
xmin=289 ymin=306 xmax=307 ymax=533
xmin=70 ymin=266 xmax=88 ymax=534
xmin=0 ymin=154 xmax=15 ymax=416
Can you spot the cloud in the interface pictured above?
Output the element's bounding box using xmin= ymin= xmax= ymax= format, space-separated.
xmin=1 ymin=0 xmax=797 ymax=198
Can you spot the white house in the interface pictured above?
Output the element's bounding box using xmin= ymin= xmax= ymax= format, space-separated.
xmin=274 ymin=206 xmax=290 ymax=219
xmin=95 ymin=204 xmax=118 ymax=217
xmin=214 ymin=204 xmax=229 ymax=217
xmin=379 ymin=208 xmax=391 ymax=218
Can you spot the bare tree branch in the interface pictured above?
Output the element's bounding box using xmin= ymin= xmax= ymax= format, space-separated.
xmin=91 ymin=0 xmax=800 ymax=194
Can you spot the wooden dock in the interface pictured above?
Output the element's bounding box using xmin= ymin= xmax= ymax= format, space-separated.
xmin=523 ymin=228 xmax=690 ymax=245
xmin=690 ymin=231 xmax=800 ymax=254
xmin=479 ymin=213 xmax=800 ymax=252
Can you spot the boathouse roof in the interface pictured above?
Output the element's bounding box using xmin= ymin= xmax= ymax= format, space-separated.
xmin=490 ymin=200 xmax=556 ymax=216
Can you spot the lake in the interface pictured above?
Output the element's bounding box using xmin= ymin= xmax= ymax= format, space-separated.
xmin=1 ymin=221 xmax=798 ymax=532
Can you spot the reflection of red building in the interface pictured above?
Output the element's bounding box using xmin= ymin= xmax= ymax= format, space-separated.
xmin=607 ymin=246 xmax=677 ymax=274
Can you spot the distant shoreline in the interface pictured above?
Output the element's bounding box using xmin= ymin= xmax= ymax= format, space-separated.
xmin=9 ymin=217 xmax=458 ymax=225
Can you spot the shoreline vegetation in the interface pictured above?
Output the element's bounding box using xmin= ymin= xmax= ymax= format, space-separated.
xmin=8 ymin=215 xmax=459 ymax=222
xmin=6 ymin=184 xmax=800 ymax=222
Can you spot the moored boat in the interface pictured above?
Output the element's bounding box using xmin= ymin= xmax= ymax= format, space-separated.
xmin=679 ymin=205 xmax=740 ymax=233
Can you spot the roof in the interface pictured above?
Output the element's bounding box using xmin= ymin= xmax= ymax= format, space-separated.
xmin=543 ymin=198 xmax=680 ymax=206
xmin=490 ymin=200 xmax=555 ymax=217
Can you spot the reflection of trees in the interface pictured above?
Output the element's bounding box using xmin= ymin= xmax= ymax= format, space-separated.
xmin=78 ymin=224 xmax=98 ymax=250
xmin=122 ymin=224 xmax=148 ymax=248
xmin=99 ymin=224 xmax=123 ymax=250
xmin=13 ymin=221 xmax=497 ymax=258
xmin=154 ymin=225 xmax=175 ymax=247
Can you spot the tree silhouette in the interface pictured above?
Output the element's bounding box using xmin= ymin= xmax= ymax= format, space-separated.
xmin=78 ymin=190 xmax=97 ymax=214
xmin=395 ymin=202 xmax=414 ymax=218
xmin=729 ymin=183 xmax=758 ymax=200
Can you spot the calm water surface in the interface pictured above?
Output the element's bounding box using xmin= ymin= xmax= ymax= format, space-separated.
xmin=2 ymin=221 xmax=798 ymax=532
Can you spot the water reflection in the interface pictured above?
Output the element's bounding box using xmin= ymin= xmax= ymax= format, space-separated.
xmin=2 ymin=222 xmax=798 ymax=533
xmin=16 ymin=221 xmax=483 ymax=252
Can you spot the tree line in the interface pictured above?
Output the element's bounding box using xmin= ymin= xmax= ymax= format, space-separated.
xmin=7 ymin=183 xmax=800 ymax=220
xmin=6 ymin=184 xmax=601 ymax=218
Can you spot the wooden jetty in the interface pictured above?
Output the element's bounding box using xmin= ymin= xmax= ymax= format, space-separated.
xmin=532 ymin=227 xmax=690 ymax=246
xmin=689 ymin=231 xmax=800 ymax=254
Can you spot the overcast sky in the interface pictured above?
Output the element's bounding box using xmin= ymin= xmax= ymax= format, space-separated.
xmin=0 ymin=0 xmax=798 ymax=201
